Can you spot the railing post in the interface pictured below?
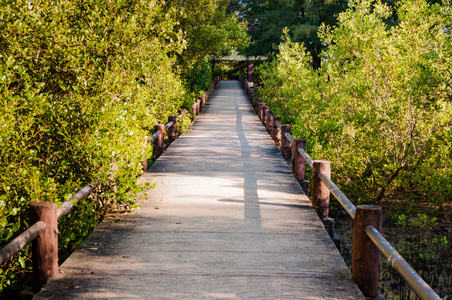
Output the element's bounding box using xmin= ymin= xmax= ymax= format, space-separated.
xmin=312 ymin=160 xmax=330 ymax=219
xmin=273 ymin=116 xmax=281 ymax=144
xmin=254 ymin=98 xmax=260 ymax=112
xmin=352 ymin=205 xmax=382 ymax=298
xmin=291 ymin=139 xmax=309 ymax=194
xmin=168 ymin=116 xmax=177 ymax=143
xmin=153 ymin=124 xmax=165 ymax=159
xmin=141 ymin=159 xmax=148 ymax=172
xmin=266 ymin=111 xmax=273 ymax=132
xmin=262 ymin=105 xmax=269 ymax=125
xmin=196 ymin=99 xmax=201 ymax=114
xmin=312 ymin=160 xmax=335 ymax=240
xmin=192 ymin=102 xmax=197 ymax=116
xmin=30 ymin=202 xmax=58 ymax=292
xmin=280 ymin=125 xmax=292 ymax=159
xmin=201 ymin=95 xmax=206 ymax=108
xmin=257 ymin=102 xmax=263 ymax=120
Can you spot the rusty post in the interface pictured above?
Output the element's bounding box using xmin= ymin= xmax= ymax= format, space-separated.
xmin=352 ymin=205 xmax=382 ymax=298
xmin=291 ymin=139 xmax=309 ymax=194
xmin=168 ymin=116 xmax=177 ymax=143
xmin=30 ymin=202 xmax=58 ymax=292
xmin=153 ymin=124 xmax=165 ymax=159
xmin=273 ymin=116 xmax=281 ymax=144
xmin=262 ymin=106 xmax=269 ymax=125
xmin=312 ymin=160 xmax=330 ymax=219
xmin=280 ymin=125 xmax=292 ymax=159
xmin=266 ymin=111 xmax=273 ymax=132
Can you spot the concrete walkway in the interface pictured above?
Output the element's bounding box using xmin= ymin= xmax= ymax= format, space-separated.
xmin=35 ymin=81 xmax=364 ymax=299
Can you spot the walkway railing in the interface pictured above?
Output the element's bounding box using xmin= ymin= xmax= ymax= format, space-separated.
xmin=0 ymin=77 xmax=221 ymax=293
xmin=238 ymin=76 xmax=441 ymax=300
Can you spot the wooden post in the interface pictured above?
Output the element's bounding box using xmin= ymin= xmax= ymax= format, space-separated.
xmin=168 ymin=116 xmax=177 ymax=143
xmin=254 ymin=98 xmax=260 ymax=112
xmin=312 ymin=160 xmax=330 ymax=220
xmin=352 ymin=205 xmax=382 ymax=298
xmin=153 ymin=124 xmax=165 ymax=159
xmin=280 ymin=125 xmax=292 ymax=159
xmin=247 ymin=60 xmax=254 ymax=84
xmin=291 ymin=139 xmax=309 ymax=194
xmin=196 ymin=99 xmax=201 ymax=114
xmin=266 ymin=111 xmax=273 ymax=132
xmin=30 ymin=202 xmax=58 ymax=292
xmin=141 ymin=159 xmax=148 ymax=172
xmin=192 ymin=103 xmax=197 ymax=116
xmin=258 ymin=103 xmax=264 ymax=121
xmin=262 ymin=106 xmax=268 ymax=125
xmin=273 ymin=116 xmax=281 ymax=144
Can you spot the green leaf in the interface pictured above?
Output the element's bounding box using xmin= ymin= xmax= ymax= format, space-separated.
xmin=18 ymin=256 xmax=25 ymax=268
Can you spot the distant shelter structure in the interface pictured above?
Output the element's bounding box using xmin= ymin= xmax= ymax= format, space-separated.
xmin=213 ymin=55 xmax=268 ymax=87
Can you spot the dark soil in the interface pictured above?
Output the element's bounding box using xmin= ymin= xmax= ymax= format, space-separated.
xmin=332 ymin=201 xmax=452 ymax=300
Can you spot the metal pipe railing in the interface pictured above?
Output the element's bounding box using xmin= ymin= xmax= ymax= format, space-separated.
xmin=319 ymin=173 xmax=356 ymax=219
xmin=164 ymin=121 xmax=174 ymax=131
xmin=149 ymin=130 xmax=161 ymax=143
xmin=175 ymin=112 xmax=185 ymax=121
xmin=365 ymin=226 xmax=441 ymax=300
xmin=149 ymin=112 xmax=185 ymax=143
xmin=297 ymin=147 xmax=314 ymax=169
xmin=0 ymin=221 xmax=46 ymax=265
xmin=56 ymin=184 xmax=94 ymax=219
xmin=284 ymin=131 xmax=294 ymax=145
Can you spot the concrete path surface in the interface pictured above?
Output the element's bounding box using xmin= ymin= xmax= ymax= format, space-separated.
xmin=35 ymin=81 xmax=364 ymax=299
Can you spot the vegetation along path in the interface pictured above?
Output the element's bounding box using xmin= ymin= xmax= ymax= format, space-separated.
xmin=35 ymin=81 xmax=364 ymax=299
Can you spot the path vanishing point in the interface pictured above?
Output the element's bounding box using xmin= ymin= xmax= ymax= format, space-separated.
xmin=35 ymin=81 xmax=364 ymax=299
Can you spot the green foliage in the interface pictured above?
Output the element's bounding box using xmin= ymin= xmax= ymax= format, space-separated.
xmin=0 ymin=0 xmax=247 ymax=296
xmin=186 ymin=59 xmax=214 ymax=96
xmin=234 ymin=0 xmax=348 ymax=67
xmin=256 ymin=0 xmax=452 ymax=207
xmin=166 ymin=0 xmax=250 ymax=88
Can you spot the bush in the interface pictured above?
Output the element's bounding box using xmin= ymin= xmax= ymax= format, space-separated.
xmin=0 ymin=0 xmax=183 ymax=296
xmin=256 ymin=0 xmax=452 ymax=205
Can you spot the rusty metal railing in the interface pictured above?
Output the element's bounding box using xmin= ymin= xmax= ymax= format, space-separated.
xmin=238 ymin=76 xmax=441 ymax=300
